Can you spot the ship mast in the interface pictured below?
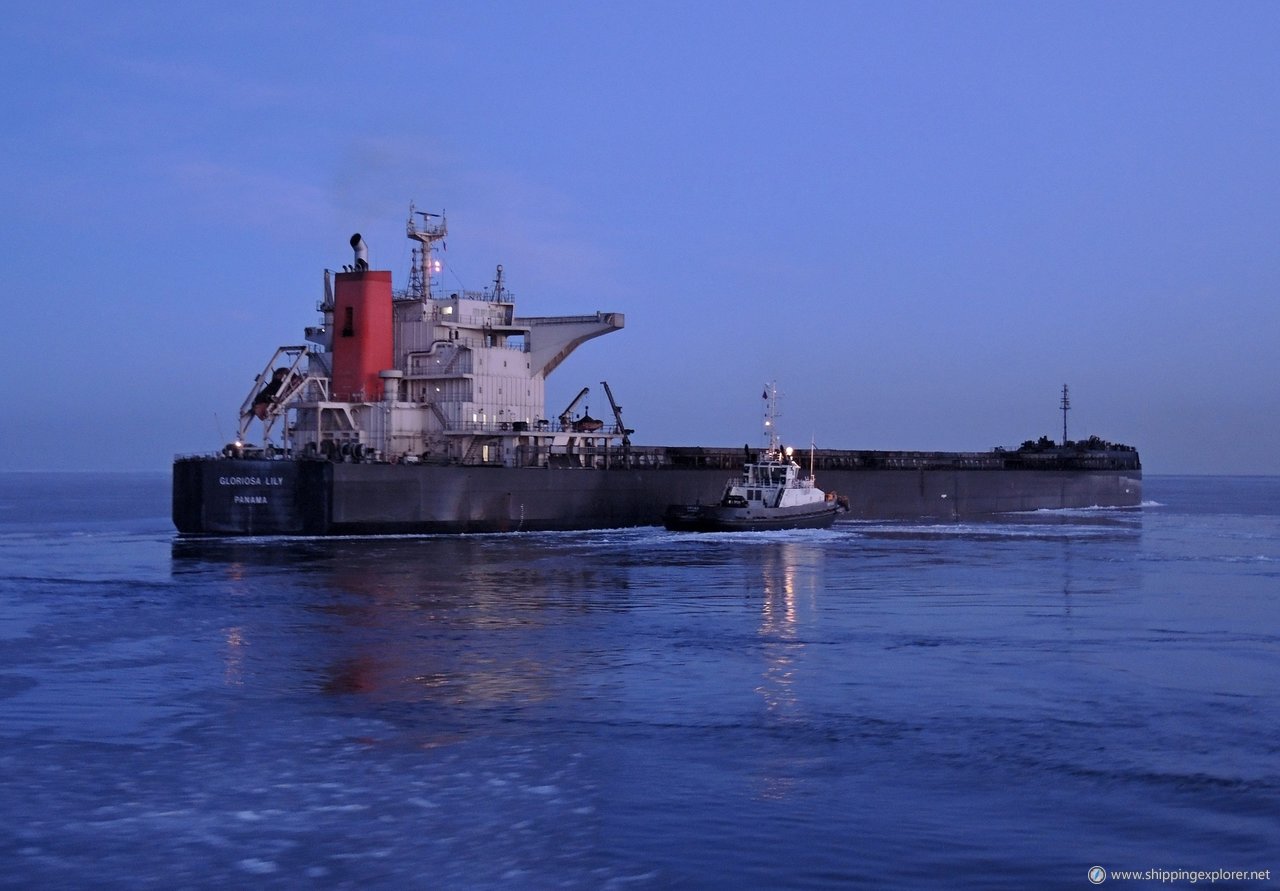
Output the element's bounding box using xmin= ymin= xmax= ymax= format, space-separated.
xmin=1060 ymin=383 xmax=1071 ymax=446
xmin=762 ymin=381 xmax=782 ymax=455
xmin=406 ymin=203 xmax=447 ymax=300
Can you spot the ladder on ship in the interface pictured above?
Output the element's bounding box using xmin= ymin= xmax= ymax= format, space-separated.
xmin=461 ymin=437 xmax=500 ymax=466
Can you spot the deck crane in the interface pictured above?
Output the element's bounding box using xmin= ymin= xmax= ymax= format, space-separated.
xmin=558 ymin=387 xmax=603 ymax=432
xmin=600 ymin=380 xmax=633 ymax=447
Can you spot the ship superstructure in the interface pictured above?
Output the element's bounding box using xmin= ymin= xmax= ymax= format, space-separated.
xmin=236 ymin=205 xmax=624 ymax=470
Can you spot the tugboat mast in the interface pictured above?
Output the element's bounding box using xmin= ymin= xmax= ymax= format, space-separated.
xmin=762 ymin=381 xmax=782 ymax=454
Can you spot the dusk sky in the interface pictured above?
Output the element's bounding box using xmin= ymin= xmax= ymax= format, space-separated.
xmin=4 ymin=2 xmax=1278 ymax=474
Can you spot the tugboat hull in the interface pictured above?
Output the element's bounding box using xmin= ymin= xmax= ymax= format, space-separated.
xmin=663 ymin=501 xmax=840 ymax=532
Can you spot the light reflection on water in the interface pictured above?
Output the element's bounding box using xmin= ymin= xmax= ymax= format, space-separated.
xmin=2 ymin=490 xmax=1278 ymax=888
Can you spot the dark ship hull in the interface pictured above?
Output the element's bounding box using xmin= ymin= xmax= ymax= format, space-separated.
xmin=173 ymin=445 xmax=1141 ymax=535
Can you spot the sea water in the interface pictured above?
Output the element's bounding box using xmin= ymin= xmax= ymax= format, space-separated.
xmin=0 ymin=473 xmax=1275 ymax=889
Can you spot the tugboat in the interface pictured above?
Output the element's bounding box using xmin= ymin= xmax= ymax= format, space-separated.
xmin=663 ymin=385 xmax=844 ymax=532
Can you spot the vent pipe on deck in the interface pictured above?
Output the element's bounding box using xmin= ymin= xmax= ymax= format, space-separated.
xmin=380 ymin=370 xmax=403 ymax=403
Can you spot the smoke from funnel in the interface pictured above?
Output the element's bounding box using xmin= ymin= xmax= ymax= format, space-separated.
xmin=350 ymin=233 xmax=368 ymax=271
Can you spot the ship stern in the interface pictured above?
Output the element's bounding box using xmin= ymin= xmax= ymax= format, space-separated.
xmin=173 ymin=457 xmax=330 ymax=535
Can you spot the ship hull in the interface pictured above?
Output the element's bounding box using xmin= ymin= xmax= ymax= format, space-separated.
xmin=173 ymin=453 xmax=1142 ymax=535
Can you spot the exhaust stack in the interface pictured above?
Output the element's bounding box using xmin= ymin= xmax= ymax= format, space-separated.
xmin=332 ymin=234 xmax=392 ymax=401
xmin=350 ymin=233 xmax=369 ymax=271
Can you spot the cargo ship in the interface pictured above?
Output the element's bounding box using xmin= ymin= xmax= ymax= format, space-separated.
xmin=172 ymin=205 xmax=1141 ymax=535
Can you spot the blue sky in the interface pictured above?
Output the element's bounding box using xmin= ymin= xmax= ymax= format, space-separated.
xmin=4 ymin=1 xmax=1278 ymax=474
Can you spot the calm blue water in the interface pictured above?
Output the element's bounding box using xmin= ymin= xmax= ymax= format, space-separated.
xmin=0 ymin=473 xmax=1276 ymax=889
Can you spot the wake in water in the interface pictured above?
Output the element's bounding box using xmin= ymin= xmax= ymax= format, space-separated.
xmin=837 ymin=512 xmax=1141 ymax=541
